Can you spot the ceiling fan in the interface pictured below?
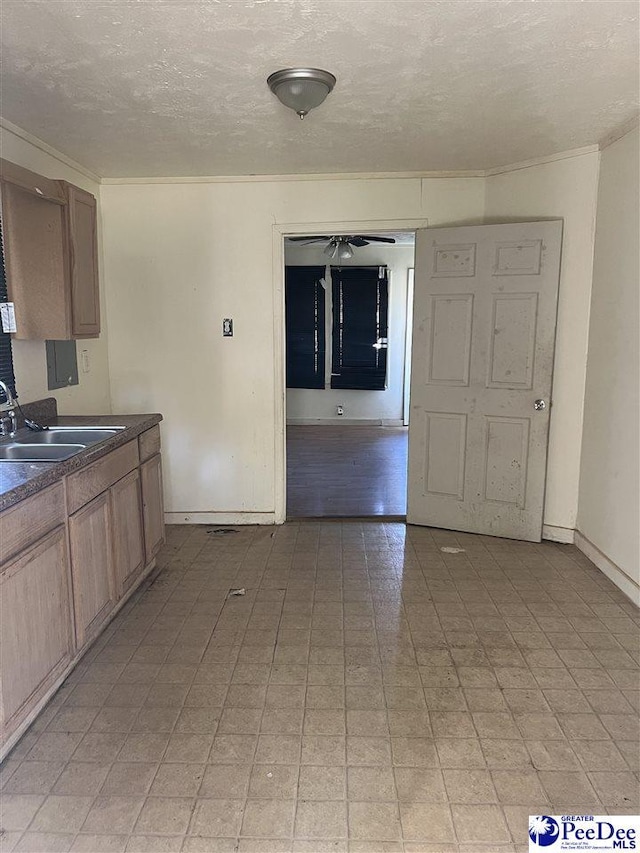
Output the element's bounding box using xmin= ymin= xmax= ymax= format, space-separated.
xmin=288 ymin=234 xmax=396 ymax=260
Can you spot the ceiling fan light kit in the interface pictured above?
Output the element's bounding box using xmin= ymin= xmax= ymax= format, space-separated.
xmin=267 ymin=68 xmax=336 ymax=119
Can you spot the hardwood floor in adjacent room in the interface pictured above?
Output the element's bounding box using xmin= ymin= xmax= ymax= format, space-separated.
xmin=286 ymin=425 xmax=409 ymax=518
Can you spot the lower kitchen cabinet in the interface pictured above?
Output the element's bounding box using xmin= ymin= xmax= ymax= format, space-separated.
xmin=0 ymin=526 xmax=74 ymax=739
xmin=141 ymin=453 xmax=165 ymax=562
xmin=68 ymin=491 xmax=116 ymax=649
xmin=111 ymin=467 xmax=145 ymax=597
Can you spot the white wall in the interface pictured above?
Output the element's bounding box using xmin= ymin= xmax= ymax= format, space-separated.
xmin=484 ymin=151 xmax=601 ymax=538
xmin=1 ymin=126 xmax=111 ymax=414
xmin=101 ymin=176 xmax=485 ymax=521
xmin=577 ymin=126 xmax=640 ymax=597
xmin=285 ymin=241 xmax=414 ymax=423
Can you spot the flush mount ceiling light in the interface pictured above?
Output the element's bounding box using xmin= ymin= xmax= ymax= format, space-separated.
xmin=267 ymin=68 xmax=336 ymax=119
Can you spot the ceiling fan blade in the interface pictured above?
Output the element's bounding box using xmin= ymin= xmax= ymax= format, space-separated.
xmin=348 ymin=237 xmax=369 ymax=247
xmin=288 ymin=236 xmax=331 ymax=242
xmin=356 ymin=235 xmax=396 ymax=244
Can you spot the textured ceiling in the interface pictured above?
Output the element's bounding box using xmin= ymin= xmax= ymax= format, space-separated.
xmin=1 ymin=0 xmax=638 ymax=178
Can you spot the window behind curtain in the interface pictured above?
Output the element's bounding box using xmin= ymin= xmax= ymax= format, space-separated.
xmin=331 ymin=266 xmax=388 ymax=391
xmin=0 ymin=219 xmax=17 ymax=403
xmin=285 ymin=265 xmax=326 ymax=389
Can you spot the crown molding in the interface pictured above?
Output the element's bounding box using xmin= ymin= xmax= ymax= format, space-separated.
xmin=484 ymin=145 xmax=600 ymax=177
xmin=0 ymin=117 xmax=101 ymax=184
xmin=0 ymin=115 xmax=608 ymax=185
xmin=100 ymin=168 xmax=486 ymax=185
xmin=599 ymin=115 xmax=640 ymax=151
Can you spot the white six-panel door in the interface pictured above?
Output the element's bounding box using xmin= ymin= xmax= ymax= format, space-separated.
xmin=407 ymin=221 xmax=563 ymax=542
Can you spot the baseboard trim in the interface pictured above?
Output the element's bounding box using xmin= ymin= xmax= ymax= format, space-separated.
xmin=165 ymin=512 xmax=277 ymax=525
xmin=542 ymin=524 xmax=575 ymax=544
xmin=574 ymin=530 xmax=640 ymax=605
xmin=286 ymin=418 xmax=405 ymax=426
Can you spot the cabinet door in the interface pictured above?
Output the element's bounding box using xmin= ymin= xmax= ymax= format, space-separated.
xmin=0 ymin=527 xmax=74 ymax=737
xmin=66 ymin=183 xmax=100 ymax=338
xmin=111 ymin=469 xmax=145 ymax=597
xmin=141 ymin=454 xmax=165 ymax=563
xmin=69 ymin=492 xmax=116 ymax=649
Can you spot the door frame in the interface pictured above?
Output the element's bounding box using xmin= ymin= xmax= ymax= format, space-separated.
xmin=272 ymin=218 xmax=428 ymax=523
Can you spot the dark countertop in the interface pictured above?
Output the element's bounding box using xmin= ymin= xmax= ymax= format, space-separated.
xmin=0 ymin=413 xmax=162 ymax=512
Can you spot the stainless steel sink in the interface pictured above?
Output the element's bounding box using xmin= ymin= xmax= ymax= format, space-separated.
xmin=0 ymin=443 xmax=86 ymax=462
xmin=15 ymin=428 xmax=123 ymax=446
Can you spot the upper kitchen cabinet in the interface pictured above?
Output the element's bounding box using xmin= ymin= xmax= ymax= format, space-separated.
xmin=0 ymin=159 xmax=100 ymax=339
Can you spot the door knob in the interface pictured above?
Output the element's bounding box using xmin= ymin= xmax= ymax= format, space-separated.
xmin=534 ymin=399 xmax=546 ymax=411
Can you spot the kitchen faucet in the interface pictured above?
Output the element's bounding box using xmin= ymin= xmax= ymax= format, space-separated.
xmin=0 ymin=380 xmax=18 ymax=438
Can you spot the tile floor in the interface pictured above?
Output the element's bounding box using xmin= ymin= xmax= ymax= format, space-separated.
xmin=1 ymin=522 xmax=638 ymax=853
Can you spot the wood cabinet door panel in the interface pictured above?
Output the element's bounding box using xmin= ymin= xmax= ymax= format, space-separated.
xmin=111 ymin=469 xmax=145 ymax=596
xmin=141 ymin=454 xmax=165 ymax=563
xmin=0 ymin=527 xmax=74 ymax=727
xmin=69 ymin=492 xmax=116 ymax=649
xmin=66 ymin=184 xmax=100 ymax=338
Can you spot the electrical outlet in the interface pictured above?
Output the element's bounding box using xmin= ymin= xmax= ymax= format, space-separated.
xmin=336 ymin=405 xmax=344 ymax=416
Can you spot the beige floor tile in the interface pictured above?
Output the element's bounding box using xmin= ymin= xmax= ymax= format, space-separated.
xmin=100 ymin=762 xmax=158 ymax=795
xmin=182 ymin=838 xmax=237 ymax=852
xmin=163 ymin=733 xmax=213 ymax=762
xmin=14 ymin=832 xmax=74 ymax=852
xmin=394 ymin=768 xmax=446 ymax=803
xmin=2 ymin=761 xmax=65 ymax=794
xmin=430 ymin=713 xmax=476 ymax=738
xmin=190 ymin=798 xmax=245 ymax=836
xmin=600 ymin=713 xmax=640 ymax=740
xmin=134 ymin=796 xmax=195 ymax=835
xmin=515 ymin=713 xmax=565 ymax=740
xmin=241 ymin=799 xmax=295 ymax=837
xmin=571 ymin=739 xmax=629 ymax=770
xmin=72 ymin=732 xmax=127 ymax=763
xmin=304 ymin=709 xmax=346 ymax=736
xmin=589 ymin=771 xmax=640 ymax=808
xmin=91 ymin=707 xmax=139 ymax=733
xmin=301 ymin=736 xmax=346 ymax=765
xmin=451 ymin=803 xmax=511 ymax=843
xmin=199 ymin=763 xmax=251 ymax=798
xmin=30 ymin=795 xmax=94 ymax=833
xmin=260 ymin=708 xmax=304 ymax=735
xmin=249 ymin=764 xmax=298 ymax=799
xmin=81 ymin=796 xmax=144 ymax=834
xmin=295 ymin=800 xmax=348 ymax=838
xmin=346 ymin=736 xmax=392 ymax=766
xmin=399 ymin=802 xmax=455 ymax=842
xmin=346 ymin=710 xmax=389 ymax=736
xmin=255 ymin=735 xmax=301 ymax=764
xmin=347 ymin=766 xmax=396 ymax=800
xmin=208 ymin=734 xmax=257 ymax=763
xmin=119 ymin=733 xmax=170 ymax=762
xmin=435 ymin=738 xmax=485 ymax=769
xmin=387 ymin=710 xmax=431 ymax=737
xmin=149 ymin=763 xmax=205 ymax=796
xmin=217 ymin=707 xmax=263 ymax=734
xmin=126 ymin=835 xmax=184 ymax=851
xmin=131 ymin=708 xmax=180 ymax=733
xmin=538 ymin=771 xmax=600 ymax=805
xmin=0 ymin=793 xmax=46 ymax=830
xmin=25 ymin=733 xmax=83 ymax=762
xmin=53 ymin=762 xmax=111 ymax=795
xmin=70 ymin=833 xmax=128 ymax=851
xmin=348 ymin=801 xmax=401 ymax=841
xmin=443 ymin=769 xmax=497 ymax=803
xmin=480 ymin=739 xmax=531 ymax=769
xmin=298 ymin=766 xmax=346 ymax=800
xmin=491 ymin=769 xmax=548 ymax=804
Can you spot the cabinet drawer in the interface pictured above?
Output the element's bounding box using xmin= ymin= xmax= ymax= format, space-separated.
xmin=66 ymin=440 xmax=139 ymax=514
xmin=139 ymin=425 xmax=161 ymax=462
xmin=0 ymin=483 xmax=65 ymax=564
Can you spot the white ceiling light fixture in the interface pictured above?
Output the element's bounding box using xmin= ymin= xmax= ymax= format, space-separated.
xmin=324 ymin=238 xmax=353 ymax=260
xmin=267 ymin=68 xmax=336 ymax=119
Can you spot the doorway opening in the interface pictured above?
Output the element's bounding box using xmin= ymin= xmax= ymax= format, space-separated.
xmin=283 ymin=230 xmax=415 ymax=519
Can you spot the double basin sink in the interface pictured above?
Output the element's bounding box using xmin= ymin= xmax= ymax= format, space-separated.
xmin=0 ymin=426 xmax=126 ymax=462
